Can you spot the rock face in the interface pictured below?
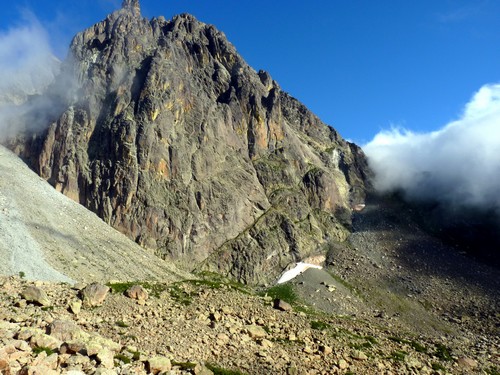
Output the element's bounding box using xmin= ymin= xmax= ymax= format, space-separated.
xmin=12 ymin=1 xmax=369 ymax=283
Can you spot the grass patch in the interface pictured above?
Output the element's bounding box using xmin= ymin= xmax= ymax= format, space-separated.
xmin=365 ymin=336 xmax=378 ymax=345
xmin=486 ymin=366 xmax=500 ymax=375
xmin=350 ymin=341 xmax=374 ymax=350
xmin=388 ymin=336 xmax=427 ymax=353
xmin=19 ymin=271 xmax=26 ymax=279
xmin=432 ymin=362 xmax=446 ymax=371
xmin=206 ymin=363 xmax=247 ymax=375
xmin=194 ymin=271 xmax=251 ymax=293
xmin=106 ymin=281 xmax=167 ymax=298
xmin=172 ymin=361 xmax=197 ymax=370
xmin=114 ymin=353 xmax=131 ymax=364
xmin=332 ymin=327 xmax=364 ymax=340
xmin=294 ymin=304 xmax=320 ymax=316
xmin=116 ymin=320 xmax=129 ymax=328
xmin=434 ymin=343 xmax=452 ymax=361
xmin=389 ymin=350 xmax=407 ymax=361
xmin=310 ymin=320 xmax=330 ymax=331
xmin=168 ymin=284 xmax=194 ymax=306
xmin=33 ymin=347 xmax=55 ymax=356
xmin=410 ymin=340 xmax=427 ymax=353
xmin=262 ymin=283 xmax=298 ymax=305
xmin=107 ymin=281 xmax=136 ymax=294
xmin=167 ymin=272 xmax=253 ymax=306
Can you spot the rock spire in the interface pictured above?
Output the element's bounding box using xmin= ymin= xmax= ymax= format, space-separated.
xmin=122 ymin=0 xmax=141 ymax=16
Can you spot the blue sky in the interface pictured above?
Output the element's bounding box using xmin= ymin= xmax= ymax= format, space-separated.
xmin=0 ymin=0 xmax=499 ymax=144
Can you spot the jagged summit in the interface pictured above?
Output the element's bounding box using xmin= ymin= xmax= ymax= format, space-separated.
xmin=121 ymin=0 xmax=140 ymax=16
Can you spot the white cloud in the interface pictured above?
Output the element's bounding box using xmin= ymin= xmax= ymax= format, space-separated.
xmin=0 ymin=14 xmax=58 ymax=101
xmin=0 ymin=14 xmax=62 ymax=140
xmin=363 ymin=83 xmax=500 ymax=211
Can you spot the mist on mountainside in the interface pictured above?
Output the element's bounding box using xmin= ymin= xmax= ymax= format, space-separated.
xmin=0 ymin=14 xmax=69 ymax=140
xmin=364 ymin=83 xmax=500 ymax=264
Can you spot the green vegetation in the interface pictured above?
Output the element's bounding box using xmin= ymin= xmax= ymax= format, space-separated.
xmin=114 ymin=353 xmax=131 ymax=364
xmin=106 ymin=281 xmax=167 ymax=298
xmin=107 ymin=281 xmax=136 ymax=294
xmin=486 ymin=366 xmax=500 ymax=375
xmin=389 ymin=350 xmax=407 ymax=361
xmin=206 ymin=363 xmax=247 ymax=375
xmin=365 ymin=336 xmax=378 ymax=345
xmin=388 ymin=336 xmax=427 ymax=353
xmin=168 ymin=284 xmax=194 ymax=306
xmin=18 ymin=271 xmax=25 ymax=279
xmin=115 ymin=320 xmax=129 ymax=328
xmin=190 ymin=271 xmax=251 ymax=294
xmin=33 ymin=347 xmax=55 ymax=356
xmin=432 ymin=362 xmax=446 ymax=371
xmin=168 ymin=271 xmax=253 ymax=306
xmin=310 ymin=320 xmax=330 ymax=331
xmin=122 ymin=334 xmax=138 ymax=342
xmin=262 ymin=283 xmax=298 ymax=305
xmin=171 ymin=361 xmax=197 ymax=370
xmin=434 ymin=343 xmax=452 ymax=361
xmin=350 ymin=341 xmax=374 ymax=350
xmin=410 ymin=340 xmax=427 ymax=353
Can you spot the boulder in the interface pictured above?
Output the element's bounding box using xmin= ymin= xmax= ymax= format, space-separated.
xmin=125 ymin=285 xmax=148 ymax=301
xmin=273 ymin=299 xmax=293 ymax=312
xmin=81 ymin=283 xmax=109 ymax=307
xmin=21 ymin=286 xmax=50 ymax=306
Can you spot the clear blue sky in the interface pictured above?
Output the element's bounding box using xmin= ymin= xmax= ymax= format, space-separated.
xmin=1 ymin=0 xmax=499 ymax=144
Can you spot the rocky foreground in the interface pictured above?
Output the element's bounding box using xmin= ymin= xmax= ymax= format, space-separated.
xmin=1 ymin=273 xmax=497 ymax=375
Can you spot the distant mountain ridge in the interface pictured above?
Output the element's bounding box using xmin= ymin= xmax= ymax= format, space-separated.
xmin=8 ymin=0 xmax=370 ymax=283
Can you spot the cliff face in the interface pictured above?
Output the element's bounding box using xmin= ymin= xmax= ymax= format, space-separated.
xmin=13 ymin=1 xmax=370 ymax=283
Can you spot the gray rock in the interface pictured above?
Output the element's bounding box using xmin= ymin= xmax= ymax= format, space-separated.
xmin=30 ymin=333 xmax=62 ymax=350
xmin=457 ymin=357 xmax=478 ymax=369
xmin=69 ymin=300 xmax=82 ymax=315
xmin=351 ymin=349 xmax=368 ymax=360
xmin=48 ymin=320 xmax=82 ymax=341
xmin=147 ymin=356 xmax=171 ymax=374
xmin=273 ymin=299 xmax=293 ymax=312
xmin=97 ymin=348 xmax=115 ymax=369
xmin=81 ymin=283 xmax=109 ymax=307
xmin=246 ymin=325 xmax=267 ymax=339
xmin=125 ymin=285 xmax=148 ymax=301
xmin=21 ymin=286 xmax=50 ymax=306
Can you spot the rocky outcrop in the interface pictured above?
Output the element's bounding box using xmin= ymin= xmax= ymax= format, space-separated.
xmin=11 ymin=1 xmax=370 ymax=283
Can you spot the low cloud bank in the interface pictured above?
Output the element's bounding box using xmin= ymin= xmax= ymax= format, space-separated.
xmin=363 ymin=83 xmax=500 ymax=213
xmin=0 ymin=14 xmax=62 ymax=140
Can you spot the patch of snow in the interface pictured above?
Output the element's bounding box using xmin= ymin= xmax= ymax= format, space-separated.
xmin=277 ymin=262 xmax=323 ymax=284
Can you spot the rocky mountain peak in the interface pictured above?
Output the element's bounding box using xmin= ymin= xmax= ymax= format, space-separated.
xmin=121 ymin=0 xmax=141 ymax=16
xmin=10 ymin=5 xmax=370 ymax=284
